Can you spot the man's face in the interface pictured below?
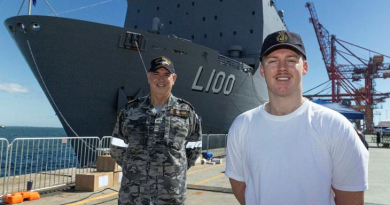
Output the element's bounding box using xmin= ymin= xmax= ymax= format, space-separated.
xmin=147 ymin=67 xmax=177 ymax=98
xmin=260 ymin=48 xmax=308 ymax=99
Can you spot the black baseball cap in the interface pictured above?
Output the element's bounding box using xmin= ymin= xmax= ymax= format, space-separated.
xmin=260 ymin=30 xmax=306 ymax=61
xmin=149 ymin=56 xmax=175 ymax=73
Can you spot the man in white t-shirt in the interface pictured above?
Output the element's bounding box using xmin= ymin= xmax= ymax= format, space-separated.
xmin=225 ymin=30 xmax=369 ymax=205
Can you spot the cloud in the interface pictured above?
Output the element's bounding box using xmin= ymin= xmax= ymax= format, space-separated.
xmin=0 ymin=83 xmax=28 ymax=93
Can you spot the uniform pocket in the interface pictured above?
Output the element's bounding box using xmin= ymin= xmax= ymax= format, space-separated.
xmin=125 ymin=118 xmax=147 ymax=151
xmin=167 ymin=116 xmax=189 ymax=150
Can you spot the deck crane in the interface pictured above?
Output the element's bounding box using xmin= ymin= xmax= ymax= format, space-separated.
xmin=305 ymin=2 xmax=390 ymax=133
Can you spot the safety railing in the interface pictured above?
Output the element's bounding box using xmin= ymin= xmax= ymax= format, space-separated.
xmin=203 ymin=134 xmax=228 ymax=157
xmin=218 ymin=55 xmax=253 ymax=72
xmin=1 ymin=137 xmax=101 ymax=197
xmin=0 ymin=139 xmax=9 ymax=198
xmin=99 ymin=136 xmax=112 ymax=156
xmin=0 ymin=134 xmax=228 ymax=198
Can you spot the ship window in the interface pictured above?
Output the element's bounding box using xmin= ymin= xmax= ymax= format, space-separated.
xmin=135 ymin=25 xmax=138 ymax=29
xmin=204 ymin=34 xmax=207 ymax=38
xmin=233 ymin=31 xmax=237 ymax=35
xmin=137 ymin=9 xmax=140 ymax=13
xmin=169 ymin=21 xmax=172 ymax=25
xmin=252 ymin=11 xmax=255 ymax=15
xmin=220 ymin=0 xmax=223 ymax=2
xmin=215 ymin=16 xmax=218 ymax=20
xmin=157 ymin=7 xmax=159 ymax=11
xmin=250 ymin=29 xmax=253 ymax=34
xmin=203 ymin=17 xmax=206 ymax=21
xmin=186 ymin=12 xmax=189 ymax=15
xmin=220 ymin=32 xmax=223 ymax=37
xmin=192 ymin=35 xmax=195 ymax=39
xmin=177 ymin=4 xmax=180 ymax=8
xmin=192 ymin=2 xmax=195 ymax=6
xmin=173 ymin=49 xmax=187 ymax=55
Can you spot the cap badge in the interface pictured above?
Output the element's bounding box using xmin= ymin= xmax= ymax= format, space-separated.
xmin=276 ymin=31 xmax=288 ymax=42
xmin=155 ymin=57 xmax=171 ymax=66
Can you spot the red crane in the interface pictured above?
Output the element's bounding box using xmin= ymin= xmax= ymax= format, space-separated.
xmin=305 ymin=2 xmax=390 ymax=133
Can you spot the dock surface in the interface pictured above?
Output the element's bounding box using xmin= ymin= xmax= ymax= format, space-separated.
xmin=4 ymin=139 xmax=390 ymax=205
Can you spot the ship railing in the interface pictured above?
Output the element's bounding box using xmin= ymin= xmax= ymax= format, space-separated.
xmin=0 ymin=134 xmax=229 ymax=197
xmin=218 ymin=55 xmax=253 ymax=72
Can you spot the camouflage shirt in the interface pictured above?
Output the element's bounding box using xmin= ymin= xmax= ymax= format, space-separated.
xmin=110 ymin=94 xmax=202 ymax=205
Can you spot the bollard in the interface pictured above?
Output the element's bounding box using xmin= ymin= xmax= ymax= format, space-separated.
xmin=27 ymin=180 xmax=33 ymax=191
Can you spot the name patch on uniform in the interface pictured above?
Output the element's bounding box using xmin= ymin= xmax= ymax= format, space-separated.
xmin=169 ymin=109 xmax=189 ymax=117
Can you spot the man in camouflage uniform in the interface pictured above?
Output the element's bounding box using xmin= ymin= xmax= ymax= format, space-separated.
xmin=110 ymin=56 xmax=202 ymax=205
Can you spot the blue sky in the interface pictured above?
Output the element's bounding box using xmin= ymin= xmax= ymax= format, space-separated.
xmin=0 ymin=0 xmax=389 ymax=128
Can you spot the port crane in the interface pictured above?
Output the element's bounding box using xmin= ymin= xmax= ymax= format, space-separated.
xmin=305 ymin=2 xmax=390 ymax=133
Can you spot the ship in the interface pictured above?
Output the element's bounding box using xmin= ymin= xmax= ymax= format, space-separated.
xmin=4 ymin=0 xmax=287 ymax=138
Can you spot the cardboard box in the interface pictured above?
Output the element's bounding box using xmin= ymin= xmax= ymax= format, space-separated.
xmin=211 ymin=158 xmax=223 ymax=164
xmin=75 ymin=172 xmax=113 ymax=192
xmin=97 ymin=155 xmax=122 ymax=172
xmin=113 ymin=171 xmax=123 ymax=186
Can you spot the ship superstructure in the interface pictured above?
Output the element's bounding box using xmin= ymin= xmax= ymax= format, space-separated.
xmin=5 ymin=0 xmax=287 ymax=137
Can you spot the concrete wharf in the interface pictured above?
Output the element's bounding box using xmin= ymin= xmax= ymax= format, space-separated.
xmin=2 ymin=137 xmax=389 ymax=205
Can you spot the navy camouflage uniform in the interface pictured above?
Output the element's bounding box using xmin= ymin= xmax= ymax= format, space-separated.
xmin=110 ymin=94 xmax=202 ymax=205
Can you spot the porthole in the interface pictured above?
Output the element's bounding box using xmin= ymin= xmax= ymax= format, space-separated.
xmin=31 ymin=22 xmax=40 ymax=31
xmin=17 ymin=22 xmax=26 ymax=33
xmin=8 ymin=25 xmax=15 ymax=34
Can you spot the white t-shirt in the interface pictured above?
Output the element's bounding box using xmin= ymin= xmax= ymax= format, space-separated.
xmin=225 ymin=100 xmax=369 ymax=205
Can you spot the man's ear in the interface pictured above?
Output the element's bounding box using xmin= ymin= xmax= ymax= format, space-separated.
xmin=260 ymin=65 xmax=265 ymax=78
xmin=172 ymin=74 xmax=177 ymax=84
xmin=302 ymin=61 xmax=308 ymax=76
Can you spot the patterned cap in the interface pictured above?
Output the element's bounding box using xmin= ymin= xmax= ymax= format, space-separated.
xmin=260 ymin=30 xmax=306 ymax=61
xmin=149 ymin=56 xmax=175 ymax=73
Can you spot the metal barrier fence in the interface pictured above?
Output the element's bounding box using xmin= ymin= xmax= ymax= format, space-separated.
xmin=369 ymin=133 xmax=390 ymax=145
xmin=0 ymin=139 xmax=9 ymax=198
xmin=0 ymin=134 xmax=227 ymax=197
xmin=202 ymin=134 xmax=228 ymax=157
xmin=0 ymin=137 xmax=102 ymax=197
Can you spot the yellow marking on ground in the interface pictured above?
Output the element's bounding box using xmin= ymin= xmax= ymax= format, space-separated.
xmin=187 ymin=163 xmax=225 ymax=175
xmin=195 ymin=191 xmax=203 ymax=195
xmin=66 ymin=192 xmax=118 ymax=205
xmin=193 ymin=173 xmax=225 ymax=185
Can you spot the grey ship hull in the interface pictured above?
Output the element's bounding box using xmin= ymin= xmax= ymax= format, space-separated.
xmin=5 ymin=16 xmax=267 ymax=137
